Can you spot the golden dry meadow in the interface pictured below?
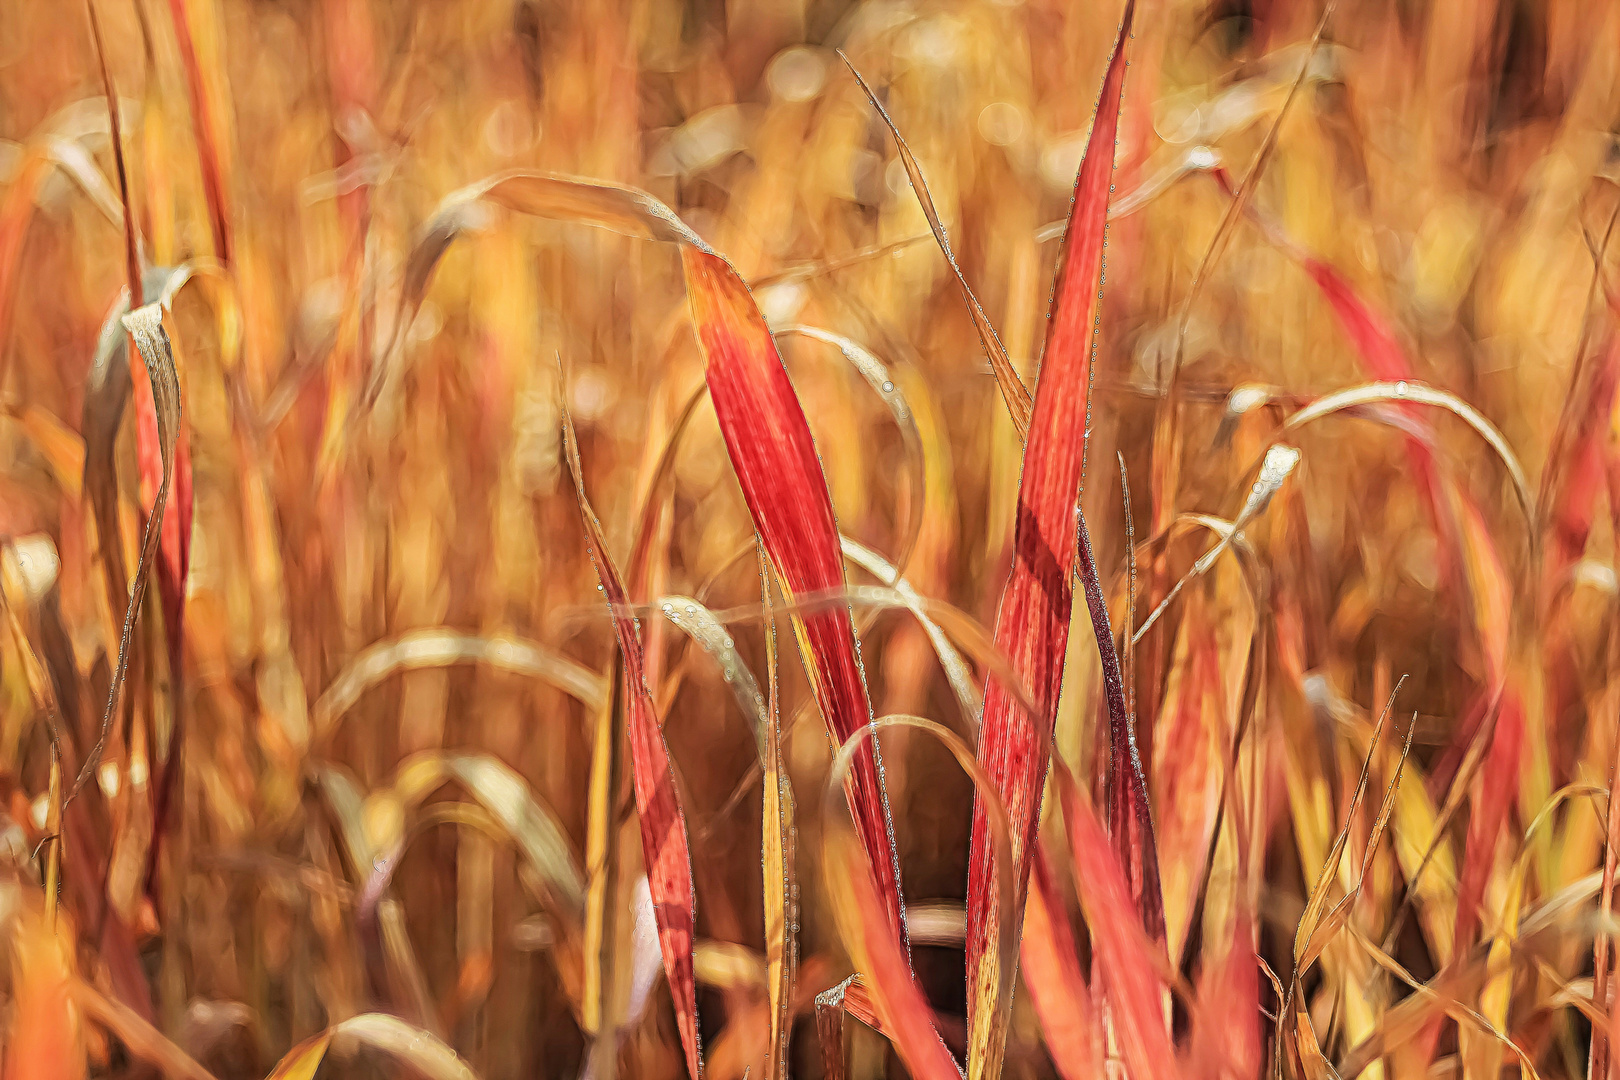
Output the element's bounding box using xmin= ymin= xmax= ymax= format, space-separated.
xmin=0 ymin=1 xmax=1617 ymax=1078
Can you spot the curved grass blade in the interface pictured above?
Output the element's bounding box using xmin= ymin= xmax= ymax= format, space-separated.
xmin=391 ymin=752 xmax=587 ymax=926
xmin=260 ymin=1013 xmax=481 ymax=1080
xmin=69 ymin=302 xmax=180 ymax=807
xmin=312 ymin=629 xmax=605 ymax=746
xmin=81 ymin=267 xmax=186 ymax=668
xmin=1280 ymin=381 xmax=1533 ymax=537
xmin=564 ymin=410 xmax=701 ymax=1079
xmin=1133 ymin=444 xmax=1300 ymax=643
xmin=965 ymin=9 xmax=1146 ymax=1079
xmin=0 ymin=109 xmax=137 ymax=367
xmin=683 ymin=244 xmax=908 ymax=949
xmin=388 ymin=170 xmax=908 ymax=952
xmin=656 ymin=595 xmax=768 ymax=755
xmin=841 ymin=537 xmax=980 ymax=728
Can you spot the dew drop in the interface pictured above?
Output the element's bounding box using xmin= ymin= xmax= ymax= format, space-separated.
xmin=881 ymin=380 xmax=894 ymax=393
xmin=1395 ymin=380 xmax=1408 ymax=396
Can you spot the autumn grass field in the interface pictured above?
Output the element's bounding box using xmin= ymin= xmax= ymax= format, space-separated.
xmin=1 ymin=0 xmax=1619 ymax=1077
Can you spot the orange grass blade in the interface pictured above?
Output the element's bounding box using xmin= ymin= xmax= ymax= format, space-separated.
xmin=1020 ymin=845 xmax=1101 ymax=1080
xmin=1189 ymin=902 xmax=1260 ymax=1080
xmin=3 ymin=911 xmax=86 ymax=1080
xmin=388 ymin=172 xmax=908 ymax=950
xmin=964 ymin=8 xmax=1145 ymax=1076
xmin=164 ymin=0 xmax=234 ymax=262
xmin=564 ymin=411 xmax=702 ymax=1080
xmin=1053 ymin=763 xmax=1181 ymax=1080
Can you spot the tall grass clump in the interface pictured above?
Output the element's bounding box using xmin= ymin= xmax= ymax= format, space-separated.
xmin=1 ymin=1 xmax=1619 ymax=1078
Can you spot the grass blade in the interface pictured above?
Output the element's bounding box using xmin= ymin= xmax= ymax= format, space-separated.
xmin=389 ymin=171 xmax=909 ymax=952
xmin=824 ymin=714 xmax=1013 ymax=1080
xmin=5 ymin=910 xmax=86 ymax=1080
xmin=840 ymin=59 xmax=1032 ymax=442
xmin=758 ymin=551 xmax=796 ymax=1080
xmin=1020 ymin=845 xmax=1100 ymax=1080
xmin=1052 ymin=762 xmax=1181 ymax=1080
xmin=565 ymin=410 xmax=702 ymax=1079
xmin=70 ymin=302 xmax=181 ymax=807
xmin=312 ymin=629 xmax=606 ymax=746
xmin=965 ymin=9 xmax=1141 ymax=1078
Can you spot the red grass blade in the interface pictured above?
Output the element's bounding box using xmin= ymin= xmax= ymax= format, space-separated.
xmin=564 ymin=413 xmax=701 ymax=1080
xmin=683 ymin=246 xmax=907 ymax=949
xmin=1547 ymin=333 xmax=1620 ymax=570
xmin=964 ymin=5 xmax=1146 ymax=1071
xmin=1454 ymin=686 xmax=1524 ymax=951
xmin=1189 ymin=901 xmax=1260 ymax=1080
xmin=389 ymin=172 xmax=909 ymax=954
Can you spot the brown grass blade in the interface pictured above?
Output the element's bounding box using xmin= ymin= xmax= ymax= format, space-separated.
xmin=815 ymin=974 xmax=864 ymax=1080
xmin=565 ymin=410 xmax=702 ymax=1079
xmin=68 ymin=302 xmax=181 ymax=807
